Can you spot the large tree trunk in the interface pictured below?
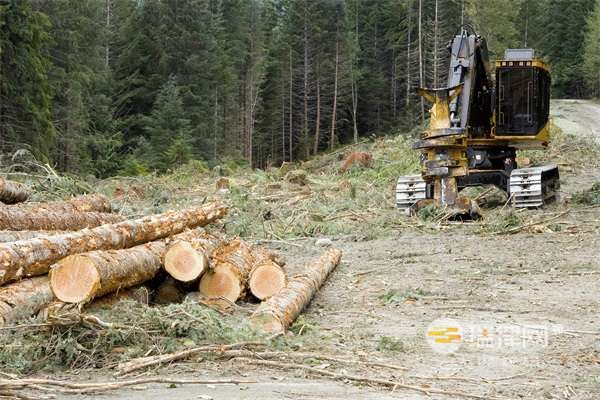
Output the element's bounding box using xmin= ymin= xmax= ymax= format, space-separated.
xmin=0 ymin=178 xmax=29 ymax=204
xmin=251 ymin=248 xmax=341 ymax=333
xmin=198 ymin=239 xmax=255 ymax=303
xmin=0 ymin=230 xmax=66 ymax=242
xmin=0 ymin=209 xmax=123 ymax=231
xmin=0 ymin=276 xmax=55 ymax=326
xmin=12 ymin=193 xmax=112 ymax=214
xmin=49 ymin=230 xmax=214 ymax=303
xmin=163 ymin=232 xmax=224 ymax=282
xmin=0 ymin=202 xmax=227 ymax=286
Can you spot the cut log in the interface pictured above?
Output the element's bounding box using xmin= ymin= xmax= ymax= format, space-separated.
xmin=0 ymin=202 xmax=227 ymax=286
xmin=251 ymin=248 xmax=342 ymax=333
xmin=49 ymin=230 xmax=214 ymax=303
xmin=50 ymin=240 xmax=165 ymax=303
xmin=0 ymin=276 xmax=55 ymax=326
xmin=163 ymin=232 xmax=224 ymax=282
xmin=12 ymin=193 xmax=112 ymax=214
xmin=87 ymin=286 xmax=151 ymax=309
xmin=0 ymin=178 xmax=29 ymax=204
xmin=198 ymin=239 xmax=255 ymax=303
xmin=0 ymin=230 xmax=65 ymax=242
xmin=0 ymin=209 xmax=124 ymax=231
xmin=248 ymin=249 xmax=287 ymax=300
xmin=154 ymin=276 xmax=185 ymax=304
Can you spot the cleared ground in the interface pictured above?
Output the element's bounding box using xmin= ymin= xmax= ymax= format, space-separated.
xmin=7 ymin=100 xmax=600 ymax=400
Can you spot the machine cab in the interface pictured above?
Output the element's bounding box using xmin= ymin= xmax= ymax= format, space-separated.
xmin=495 ymin=49 xmax=551 ymax=140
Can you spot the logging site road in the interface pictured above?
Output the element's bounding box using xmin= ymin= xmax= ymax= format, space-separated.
xmin=64 ymin=100 xmax=598 ymax=400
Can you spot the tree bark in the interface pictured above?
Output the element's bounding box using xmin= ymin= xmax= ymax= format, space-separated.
xmin=0 ymin=230 xmax=66 ymax=242
xmin=251 ymin=248 xmax=341 ymax=332
xmin=248 ymin=248 xmax=287 ymax=300
xmin=289 ymin=47 xmax=293 ymax=161
xmin=198 ymin=238 xmax=255 ymax=303
xmin=0 ymin=209 xmax=123 ymax=231
xmin=302 ymin=0 xmax=309 ymax=159
xmin=418 ymin=0 xmax=425 ymax=123
xmin=406 ymin=0 xmax=412 ymax=106
xmin=330 ymin=32 xmax=339 ymax=150
xmin=89 ymin=285 xmax=150 ymax=309
xmin=0 ymin=276 xmax=55 ymax=326
xmin=163 ymin=231 xmax=224 ymax=282
xmin=12 ymin=193 xmax=112 ymax=214
xmin=0 ymin=178 xmax=29 ymax=204
xmin=49 ymin=230 xmax=214 ymax=303
xmin=313 ymin=60 xmax=321 ymax=155
xmin=0 ymin=202 xmax=227 ymax=286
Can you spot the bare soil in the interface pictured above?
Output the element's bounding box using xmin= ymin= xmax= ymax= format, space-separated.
xmin=57 ymin=101 xmax=600 ymax=399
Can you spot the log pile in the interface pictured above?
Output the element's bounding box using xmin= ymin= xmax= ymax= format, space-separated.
xmin=0 ymin=187 xmax=342 ymax=336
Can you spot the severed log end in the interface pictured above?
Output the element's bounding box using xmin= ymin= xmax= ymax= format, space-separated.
xmin=163 ymin=241 xmax=209 ymax=282
xmin=154 ymin=277 xmax=186 ymax=304
xmin=0 ymin=178 xmax=29 ymax=204
xmin=248 ymin=261 xmax=287 ymax=300
xmin=198 ymin=264 xmax=242 ymax=303
xmin=49 ymin=255 xmax=101 ymax=303
xmin=250 ymin=312 xmax=285 ymax=333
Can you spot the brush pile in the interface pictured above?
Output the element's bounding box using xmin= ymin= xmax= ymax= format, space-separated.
xmin=0 ymin=178 xmax=342 ymax=335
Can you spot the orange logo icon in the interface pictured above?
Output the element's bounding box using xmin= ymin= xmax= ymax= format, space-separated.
xmin=426 ymin=318 xmax=463 ymax=354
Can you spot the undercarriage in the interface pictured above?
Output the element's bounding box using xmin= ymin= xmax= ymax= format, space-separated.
xmin=396 ymin=147 xmax=560 ymax=213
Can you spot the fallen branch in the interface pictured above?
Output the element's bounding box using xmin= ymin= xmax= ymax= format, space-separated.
xmin=212 ymin=349 xmax=408 ymax=371
xmin=492 ymin=210 xmax=570 ymax=235
xmin=115 ymin=340 xmax=265 ymax=375
xmin=0 ymin=377 xmax=253 ymax=396
xmin=238 ymin=358 xmax=510 ymax=400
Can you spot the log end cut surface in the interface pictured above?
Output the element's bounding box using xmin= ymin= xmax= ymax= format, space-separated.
xmin=250 ymin=312 xmax=285 ymax=333
xmin=164 ymin=241 xmax=208 ymax=282
xmin=50 ymin=256 xmax=101 ymax=303
xmin=249 ymin=262 xmax=287 ymax=300
xmin=198 ymin=264 xmax=242 ymax=303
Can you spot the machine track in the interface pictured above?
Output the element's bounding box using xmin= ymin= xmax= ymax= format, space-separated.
xmin=509 ymin=164 xmax=560 ymax=207
xmin=396 ymin=175 xmax=427 ymax=213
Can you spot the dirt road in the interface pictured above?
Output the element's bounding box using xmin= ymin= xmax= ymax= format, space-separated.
xmin=551 ymin=99 xmax=600 ymax=139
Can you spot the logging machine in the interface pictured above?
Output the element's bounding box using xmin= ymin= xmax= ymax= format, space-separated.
xmin=396 ymin=26 xmax=558 ymax=218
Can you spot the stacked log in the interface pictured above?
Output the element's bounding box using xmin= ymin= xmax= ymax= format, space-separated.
xmin=251 ymin=248 xmax=342 ymax=333
xmin=0 ymin=202 xmax=227 ymax=286
xmin=10 ymin=193 xmax=112 ymax=213
xmin=163 ymin=232 xmax=224 ymax=282
xmin=248 ymin=248 xmax=287 ymax=300
xmin=0 ymin=178 xmax=29 ymax=204
xmin=49 ymin=230 xmax=222 ymax=303
xmin=0 ymin=276 xmax=55 ymax=326
xmin=0 ymin=230 xmax=65 ymax=242
xmin=0 ymin=209 xmax=124 ymax=231
xmin=198 ymin=240 xmax=288 ymax=303
xmin=198 ymin=239 xmax=256 ymax=303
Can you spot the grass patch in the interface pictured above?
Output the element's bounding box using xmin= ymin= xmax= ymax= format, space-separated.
xmin=478 ymin=210 xmax=526 ymax=234
xmin=378 ymin=288 xmax=437 ymax=304
xmin=571 ymin=182 xmax=600 ymax=205
xmin=376 ymin=336 xmax=406 ymax=353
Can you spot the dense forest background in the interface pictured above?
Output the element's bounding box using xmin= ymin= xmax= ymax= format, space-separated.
xmin=1 ymin=0 xmax=599 ymax=177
